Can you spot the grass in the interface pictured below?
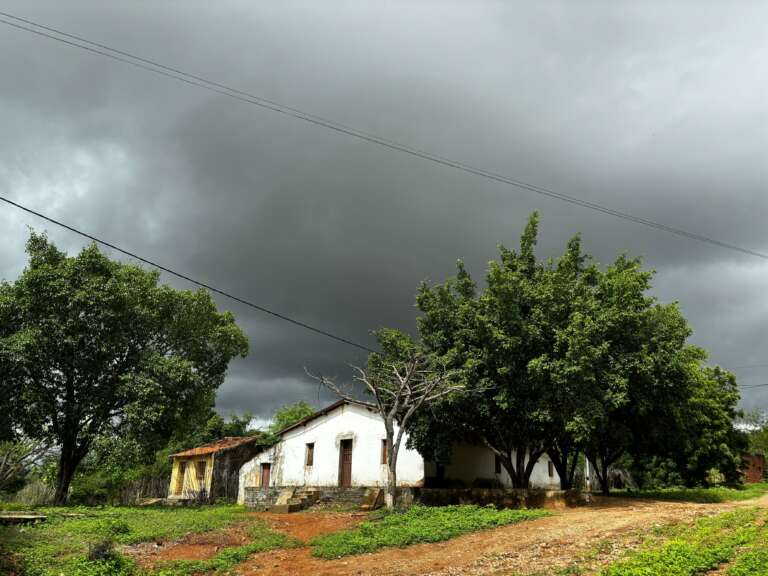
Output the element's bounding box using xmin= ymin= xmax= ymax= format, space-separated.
xmin=599 ymin=507 xmax=767 ymax=576
xmin=611 ymin=482 xmax=768 ymax=503
xmin=0 ymin=505 xmax=250 ymax=576
xmin=152 ymin=521 xmax=297 ymax=575
xmin=310 ymin=504 xmax=550 ymax=558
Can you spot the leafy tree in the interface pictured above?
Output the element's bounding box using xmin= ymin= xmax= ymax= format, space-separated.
xmin=269 ymin=401 xmax=314 ymax=435
xmin=409 ymin=213 xmax=744 ymax=492
xmin=0 ymin=233 xmax=248 ymax=503
xmin=412 ymin=214 xmax=553 ymax=488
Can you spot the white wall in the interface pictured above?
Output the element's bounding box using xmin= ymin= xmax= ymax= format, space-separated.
xmin=424 ymin=443 xmax=561 ymax=489
xmin=238 ymin=402 xmax=425 ymax=503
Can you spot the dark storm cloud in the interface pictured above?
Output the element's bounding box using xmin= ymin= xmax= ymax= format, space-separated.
xmin=1 ymin=1 xmax=767 ymax=417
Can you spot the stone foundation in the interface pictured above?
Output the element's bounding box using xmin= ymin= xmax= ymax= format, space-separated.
xmin=244 ymin=485 xmax=590 ymax=510
xmin=244 ymin=486 xmax=370 ymax=510
xmin=409 ymin=487 xmax=590 ymax=509
xmin=244 ymin=487 xmax=281 ymax=510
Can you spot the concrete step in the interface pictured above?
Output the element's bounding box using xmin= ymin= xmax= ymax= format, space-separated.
xmin=270 ymin=503 xmax=304 ymax=513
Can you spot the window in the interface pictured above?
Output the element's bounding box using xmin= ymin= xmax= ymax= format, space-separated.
xmin=494 ymin=454 xmax=502 ymax=474
xmin=196 ymin=461 xmax=206 ymax=490
xmin=305 ymin=443 xmax=315 ymax=467
xmin=548 ymin=460 xmax=554 ymax=478
xmin=381 ymin=439 xmax=388 ymax=465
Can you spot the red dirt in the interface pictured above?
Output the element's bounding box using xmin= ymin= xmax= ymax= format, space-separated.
xmin=259 ymin=511 xmax=368 ymax=541
xmin=125 ymin=522 xmax=253 ymax=567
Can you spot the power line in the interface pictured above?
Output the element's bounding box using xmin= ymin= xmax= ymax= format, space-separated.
xmin=1 ymin=12 xmax=767 ymax=261
xmin=0 ymin=195 xmax=376 ymax=354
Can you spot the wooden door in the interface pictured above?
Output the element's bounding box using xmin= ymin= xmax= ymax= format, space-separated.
xmin=339 ymin=439 xmax=353 ymax=487
xmin=175 ymin=461 xmax=186 ymax=495
xmin=260 ymin=463 xmax=271 ymax=488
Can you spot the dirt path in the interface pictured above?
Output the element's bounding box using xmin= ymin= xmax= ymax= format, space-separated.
xmin=235 ymin=494 xmax=768 ymax=576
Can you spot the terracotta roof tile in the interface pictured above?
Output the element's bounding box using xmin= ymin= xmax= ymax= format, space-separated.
xmin=170 ymin=436 xmax=263 ymax=458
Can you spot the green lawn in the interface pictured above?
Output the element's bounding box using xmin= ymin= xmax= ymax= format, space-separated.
xmin=612 ymin=482 xmax=768 ymax=503
xmin=600 ymin=508 xmax=767 ymax=576
xmin=0 ymin=505 xmax=263 ymax=575
xmin=310 ymin=504 xmax=550 ymax=558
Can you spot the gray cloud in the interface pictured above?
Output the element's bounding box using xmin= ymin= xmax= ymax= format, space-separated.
xmin=1 ymin=1 xmax=767 ymax=416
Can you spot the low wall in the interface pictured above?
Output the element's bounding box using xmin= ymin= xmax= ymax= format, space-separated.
xmin=244 ymin=486 xmax=590 ymax=510
xmin=244 ymin=486 xmax=369 ymax=510
xmin=244 ymin=487 xmax=281 ymax=510
xmin=408 ymin=487 xmax=590 ymax=509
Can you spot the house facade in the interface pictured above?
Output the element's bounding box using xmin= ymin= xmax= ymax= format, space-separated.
xmin=238 ymin=400 xmax=424 ymax=504
xmin=238 ymin=399 xmax=560 ymax=505
xmin=168 ymin=436 xmax=265 ymax=502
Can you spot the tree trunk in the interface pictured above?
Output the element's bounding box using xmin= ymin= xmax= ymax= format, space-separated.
xmin=54 ymin=437 xmax=88 ymax=505
xmin=548 ymin=445 xmax=579 ymax=490
xmin=385 ymin=464 xmax=397 ymax=509
xmin=586 ymin=453 xmax=611 ymax=495
xmin=54 ymin=453 xmax=77 ymax=505
xmin=497 ymin=446 xmax=543 ymax=489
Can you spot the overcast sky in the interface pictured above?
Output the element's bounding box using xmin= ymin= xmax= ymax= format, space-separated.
xmin=1 ymin=1 xmax=767 ymax=418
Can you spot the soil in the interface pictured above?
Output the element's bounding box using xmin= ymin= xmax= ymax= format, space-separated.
xmin=125 ymin=521 xmax=254 ymax=567
xmin=129 ymin=494 xmax=768 ymax=575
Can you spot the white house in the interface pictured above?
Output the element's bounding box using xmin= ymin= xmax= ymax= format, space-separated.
xmin=238 ymin=399 xmax=560 ymax=504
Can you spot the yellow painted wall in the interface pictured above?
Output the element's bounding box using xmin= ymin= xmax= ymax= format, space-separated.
xmin=168 ymin=454 xmax=214 ymax=497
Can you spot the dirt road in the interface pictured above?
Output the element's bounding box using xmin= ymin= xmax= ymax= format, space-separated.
xmin=235 ymin=494 xmax=768 ymax=576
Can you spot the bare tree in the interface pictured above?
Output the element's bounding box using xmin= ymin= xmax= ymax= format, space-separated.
xmin=308 ymin=349 xmax=463 ymax=509
xmin=0 ymin=438 xmax=50 ymax=491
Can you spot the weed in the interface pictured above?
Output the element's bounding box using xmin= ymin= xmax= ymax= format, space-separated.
xmin=600 ymin=508 xmax=764 ymax=576
xmin=310 ymin=504 xmax=550 ymax=559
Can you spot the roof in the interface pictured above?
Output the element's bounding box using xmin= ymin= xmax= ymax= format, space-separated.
xmin=276 ymin=398 xmax=377 ymax=436
xmin=171 ymin=435 xmax=264 ymax=458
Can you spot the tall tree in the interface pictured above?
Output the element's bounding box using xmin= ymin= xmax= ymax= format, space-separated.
xmin=412 ymin=214 xmax=555 ymax=488
xmin=0 ymin=234 xmax=248 ymax=503
xmin=311 ymin=329 xmax=462 ymax=508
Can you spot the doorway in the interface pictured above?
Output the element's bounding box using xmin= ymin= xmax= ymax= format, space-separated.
xmin=339 ymin=439 xmax=353 ymax=487
xmin=260 ymin=463 xmax=271 ymax=488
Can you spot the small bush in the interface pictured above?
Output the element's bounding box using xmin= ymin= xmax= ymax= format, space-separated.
xmin=87 ymin=538 xmax=115 ymax=561
xmin=311 ymin=504 xmax=549 ymax=558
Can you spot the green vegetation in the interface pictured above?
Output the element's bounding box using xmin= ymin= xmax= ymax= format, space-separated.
xmin=728 ymin=548 xmax=768 ymax=576
xmin=0 ymin=505 xmax=248 ymax=575
xmin=268 ymin=401 xmax=315 ymax=435
xmin=404 ymin=212 xmax=746 ymax=493
xmin=153 ymin=522 xmax=296 ymax=575
xmin=600 ymin=508 xmax=766 ymax=576
xmin=310 ymin=504 xmax=549 ymax=558
xmin=0 ymin=233 xmax=248 ymax=504
xmin=614 ymin=482 xmax=768 ymax=503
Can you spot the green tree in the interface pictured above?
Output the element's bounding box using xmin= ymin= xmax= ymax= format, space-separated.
xmin=0 ymin=234 xmax=248 ymax=503
xmin=269 ymin=401 xmax=314 ymax=434
xmin=412 ymin=214 xmax=552 ymax=488
xmin=409 ymin=213 xmax=743 ymax=492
